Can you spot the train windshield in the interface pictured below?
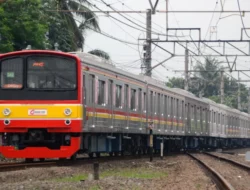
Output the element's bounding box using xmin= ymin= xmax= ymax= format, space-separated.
xmin=1 ymin=58 xmax=23 ymax=89
xmin=27 ymin=56 xmax=76 ymax=90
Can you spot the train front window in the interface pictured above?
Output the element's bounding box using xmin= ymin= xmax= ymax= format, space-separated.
xmin=1 ymin=58 xmax=23 ymax=89
xmin=27 ymin=56 xmax=76 ymax=90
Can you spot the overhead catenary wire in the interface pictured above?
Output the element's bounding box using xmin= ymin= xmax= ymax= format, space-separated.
xmin=236 ymin=0 xmax=250 ymax=38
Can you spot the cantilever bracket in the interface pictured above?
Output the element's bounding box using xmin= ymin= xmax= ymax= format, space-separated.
xmin=148 ymin=0 xmax=159 ymax=14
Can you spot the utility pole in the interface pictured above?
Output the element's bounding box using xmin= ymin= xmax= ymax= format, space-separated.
xmin=166 ymin=0 xmax=169 ymax=40
xmin=238 ymin=72 xmax=241 ymax=110
xmin=248 ymin=88 xmax=250 ymax=114
xmin=220 ymin=71 xmax=224 ymax=104
xmin=145 ymin=9 xmax=152 ymax=77
xmin=184 ymin=48 xmax=189 ymax=91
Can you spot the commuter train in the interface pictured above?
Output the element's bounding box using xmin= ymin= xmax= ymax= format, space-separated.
xmin=0 ymin=50 xmax=249 ymax=160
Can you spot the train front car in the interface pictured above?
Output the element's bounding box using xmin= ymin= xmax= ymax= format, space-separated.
xmin=0 ymin=50 xmax=82 ymax=160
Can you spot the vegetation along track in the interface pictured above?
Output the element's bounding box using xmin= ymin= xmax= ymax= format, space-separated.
xmin=186 ymin=153 xmax=235 ymax=190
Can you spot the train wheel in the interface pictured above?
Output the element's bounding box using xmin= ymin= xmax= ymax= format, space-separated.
xmin=25 ymin=158 xmax=33 ymax=163
xmin=109 ymin=152 xmax=113 ymax=157
xmin=114 ymin=152 xmax=119 ymax=157
xmin=39 ymin=158 xmax=45 ymax=162
xmin=88 ymin=152 xmax=94 ymax=158
xmin=95 ymin=152 xmax=100 ymax=158
xmin=70 ymin=153 xmax=77 ymax=161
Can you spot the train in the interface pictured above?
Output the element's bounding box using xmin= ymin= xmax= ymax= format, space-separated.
xmin=0 ymin=50 xmax=249 ymax=161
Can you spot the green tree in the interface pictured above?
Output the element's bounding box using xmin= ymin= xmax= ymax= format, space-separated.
xmin=0 ymin=0 xmax=48 ymax=52
xmin=166 ymin=77 xmax=184 ymax=89
xmin=166 ymin=57 xmax=249 ymax=112
xmin=43 ymin=0 xmax=100 ymax=51
xmin=88 ymin=49 xmax=110 ymax=60
xmin=193 ymin=57 xmax=222 ymax=97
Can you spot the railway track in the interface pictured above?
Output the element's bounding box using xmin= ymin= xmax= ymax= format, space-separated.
xmin=0 ymin=161 xmax=57 ymax=172
xmin=0 ymin=154 xmax=165 ymax=172
xmin=204 ymin=152 xmax=250 ymax=172
xmin=186 ymin=153 xmax=235 ymax=190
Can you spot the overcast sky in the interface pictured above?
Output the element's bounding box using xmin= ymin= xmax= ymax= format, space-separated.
xmin=84 ymin=0 xmax=250 ymax=85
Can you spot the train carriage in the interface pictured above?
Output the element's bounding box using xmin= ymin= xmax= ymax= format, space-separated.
xmin=0 ymin=50 xmax=82 ymax=159
xmin=0 ymin=50 xmax=250 ymax=160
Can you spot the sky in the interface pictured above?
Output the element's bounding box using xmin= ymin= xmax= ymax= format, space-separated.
xmin=83 ymin=0 xmax=250 ymax=86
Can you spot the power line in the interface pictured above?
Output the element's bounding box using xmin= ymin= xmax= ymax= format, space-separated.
xmin=93 ymin=0 xmax=186 ymax=37
xmin=46 ymin=10 xmax=250 ymax=13
xmin=236 ymin=0 xmax=250 ymax=38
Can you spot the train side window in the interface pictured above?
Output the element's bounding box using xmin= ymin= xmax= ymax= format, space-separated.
xmin=181 ymin=101 xmax=184 ymax=120
xmin=176 ymin=99 xmax=179 ymax=120
xmin=157 ymin=93 xmax=160 ymax=115
xmin=165 ymin=95 xmax=168 ymax=117
xmin=108 ymin=80 xmax=113 ymax=105
xmin=97 ymin=80 xmax=105 ymax=105
xmin=130 ymin=88 xmax=136 ymax=110
xmin=138 ymin=89 xmax=142 ymax=112
xmin=171 ymin=97 xmax=173 ymax=118
xmin=115 ymin=84 xmax=122 ymax=108
xmin=89 ymin=74 xmax=95 ymax=104
xmin=143 ymin=92 xmax=146 ymax=112
xmin=124 ymin=84 xmax=129 ymax=109
xmin=150 ymin=91 xmax=153 ymax=116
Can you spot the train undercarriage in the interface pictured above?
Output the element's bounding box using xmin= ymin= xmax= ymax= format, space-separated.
xmin=1 ymin=130 xmax=250 ymax=161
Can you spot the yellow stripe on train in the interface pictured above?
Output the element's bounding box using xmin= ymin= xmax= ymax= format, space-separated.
xmin=0 ymin=104 xmax=83 ymax=118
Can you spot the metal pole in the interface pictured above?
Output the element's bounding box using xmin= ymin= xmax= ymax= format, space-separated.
xmin=184 ymin=48 xmax=189 ymax=91
xmin=166 ymin=0 xmax=169 ymax=41
xmin=149 ymin=128 xmax=153 ymax=162
xmin=238 ymin=72 xmax=241 ymax=110
xmin=145 ymin=9 xmax=152 ymax=77
xmin=160 ymin=139 xmax=164 ymax=159
xmin=220 ymin=71 xmax=224 ymax=104
xmin=93 ymin=162 xmax=99 ymax=180
xmin=248 ymin=88 xmax=250 ymax=114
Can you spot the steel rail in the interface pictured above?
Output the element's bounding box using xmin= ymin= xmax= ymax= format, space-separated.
xmin=204 ymin=152 xmax=250 ymax=172
xmin=187 ymin=153 xmax=235 ymax=190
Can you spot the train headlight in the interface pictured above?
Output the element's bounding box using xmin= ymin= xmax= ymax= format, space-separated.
xmin=64 ymin=108 xmax=72 ymax=116
xmin=3 ymin=108 xmax=11 ymax=116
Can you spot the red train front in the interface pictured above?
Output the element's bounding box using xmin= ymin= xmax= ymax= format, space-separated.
xmin=0 ymin=50 xmax=82 ymax=160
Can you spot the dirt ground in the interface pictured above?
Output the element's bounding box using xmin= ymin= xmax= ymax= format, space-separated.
xmin=0 ymin=155 xmax=217 ymax=190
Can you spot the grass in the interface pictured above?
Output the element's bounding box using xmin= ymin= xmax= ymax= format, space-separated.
xmin=101 ymin=168 xmax=168 ymax=179
xmin=55 ymin=168 xmax=168 ymax=183
xmin=89 ymin=185 xmax=101 ymax=190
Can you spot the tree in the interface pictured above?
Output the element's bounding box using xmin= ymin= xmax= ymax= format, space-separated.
xmin=166 ymin=57 xmax=249 ymax=112
xmin=193 ymin=57 xmax=222 ymax=97
xmin=0 ymin=0 xmax=48 ymax=52
xmin=166 ymin=77 xmax=184 ymax=89
xmin=43 ymin=0 xmax=100 ymax=51
xmin=88 ymin=49 xmax=110 ymax=60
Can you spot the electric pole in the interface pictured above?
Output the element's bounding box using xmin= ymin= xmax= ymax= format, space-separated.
xmin=220 ymin=71 xmax=224 ymax=104
xmin=145 ymin=9 xmax=152 ymax=77
xmin=184 ymin=48 xmax=189 ymax=91
xmin=238 ymin=72 xmax=241 ymax=110
xmin=248 ymin=88 xmax=250 ymax=114
xmin=166 ymin=0 xmax=169 ymax=40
